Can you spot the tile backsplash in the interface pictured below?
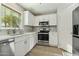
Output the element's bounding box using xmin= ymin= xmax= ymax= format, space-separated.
xmin=33 ymin=26 xmax=57 ymax=32
xmin=0 ymin=26 xmax=57 ymax=35
xmin=24 ymin=26 xmax=33 ymax=32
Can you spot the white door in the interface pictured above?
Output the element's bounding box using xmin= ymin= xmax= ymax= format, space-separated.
xmin=58 ymin=9 xmax=72 ymax=53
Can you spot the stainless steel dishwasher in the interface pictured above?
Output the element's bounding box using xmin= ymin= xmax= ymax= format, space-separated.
xmin=0 ymin=39 xmax=14 ymax=56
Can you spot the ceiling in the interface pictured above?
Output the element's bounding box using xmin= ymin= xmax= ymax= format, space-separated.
xmin=18 ymin=3 xmax=72 ymax=15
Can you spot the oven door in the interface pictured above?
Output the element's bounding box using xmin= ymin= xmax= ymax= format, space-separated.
xmin=38 ymin=33 xmax=49 ymax=41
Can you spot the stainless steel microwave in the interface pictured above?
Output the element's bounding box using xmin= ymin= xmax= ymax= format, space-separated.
xmin=39 ymin=21 xmax=49 ymax=26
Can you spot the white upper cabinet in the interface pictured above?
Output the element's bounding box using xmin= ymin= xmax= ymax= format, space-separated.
xmin=34 ymin=16 xmax=44 ymax=26
xmin=34 ymin=13 xmax=57 ymax=26
xmin=24 ymin=11 xmax=34 ymax=26
xmin=24 ymin=11 xmax=57 ymax=26
xmin=34 ymin=16 xmax=39 ymax=26
xmin=48 ymin=14 xmax=57 ymax=25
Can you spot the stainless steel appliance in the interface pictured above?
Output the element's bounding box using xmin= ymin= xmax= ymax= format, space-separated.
xmin=39 ymin=21 xmax=49 ymax=26
xmin=38 ymin=31 xmax=49 ymax=41
xmin=38 ymin=21 xmax=50 ymax=41
xmin=73 ymin=24 xmax=79 ymax=35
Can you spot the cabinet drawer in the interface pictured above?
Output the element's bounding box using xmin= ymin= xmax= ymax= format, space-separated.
xmin=15 ymin=35 xmax=27 ymax=43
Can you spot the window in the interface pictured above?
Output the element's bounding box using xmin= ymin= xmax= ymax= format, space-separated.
xmin=1 ymin=4 xmax=21 ymax=28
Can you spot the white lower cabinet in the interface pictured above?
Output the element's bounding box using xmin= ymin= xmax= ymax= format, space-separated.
xmin=25 ymin=38 xmax=30 ymax=53
xmin=35 ymin=33 xmax=38 ymax=43
xmin=15 ymin=33 xmax=37 ymax=56
xmin=29 ymin=37 xmax=33 ymax=50
xmin=49 ymin=32 xmax=58 ymax=46
xmin=29 ymin=34 xmax=37 ymax=50
xmin=15 ymin=40 xmax=26 ymax=56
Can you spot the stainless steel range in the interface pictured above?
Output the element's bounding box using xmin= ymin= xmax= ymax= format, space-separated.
xmin=38 ymin=21 xmax=50 ymax=41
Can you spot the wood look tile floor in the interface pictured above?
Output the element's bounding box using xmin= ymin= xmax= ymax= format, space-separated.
xmin=27 ymin=45 xmax=63 ymax=56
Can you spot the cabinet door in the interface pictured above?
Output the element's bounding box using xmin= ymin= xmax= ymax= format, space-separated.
xmin=15 ymin=40 xmax=26 ymax=56
xmin=28 ymin=34 xmax=37 ymax=50
xmin=32 ymin=34 xmax=38 ymax=46
xmin=49 ymin=32 xmax=58 ymax=46
xmin=34 ymin=33 xmax=38 ymax=44
xmin=15 ymin=35 xmax=28 ymax=56
xmin=49 ymin=14 xmax=57 ymax=25
xmin=24 ymin=34 xmax=35 ymax=53
xmin=24 ymin=11 xmax=34 ymax=26
xmin=24 ymin=11 xmax=29 ymax=25
xmin=34 ymin=16 xmax=40 ymax=26
xmin=30 ymin=37 xmax=34 ymax=49
xmin=24 ymin=38 xmax=30 ymax=53
xmin=41 ymin=15 xmax=49 ymax=21
xmin=28 ymin=12 xmax=33 ymax=25
xmin=38 ymin=16 xmax=48 ymax=22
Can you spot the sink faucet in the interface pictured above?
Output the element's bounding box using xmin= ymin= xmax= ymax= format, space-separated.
xmin=7 ymin=29 xmax=16 ymax=35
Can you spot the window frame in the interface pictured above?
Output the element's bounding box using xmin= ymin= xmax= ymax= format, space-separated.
xmin=1 ymin=4 xmax=21 ymax=29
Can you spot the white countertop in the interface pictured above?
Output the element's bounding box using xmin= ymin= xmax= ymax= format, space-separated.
xmin=0 ymin=32 xmax=37 ymax=41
